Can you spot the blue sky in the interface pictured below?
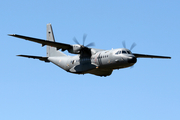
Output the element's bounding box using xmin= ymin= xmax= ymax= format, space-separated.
xmin=1 ymin=0 xmax=179 ymax=120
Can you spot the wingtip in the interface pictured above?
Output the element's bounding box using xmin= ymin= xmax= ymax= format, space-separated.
xmin=165 ymin=56 xmax=171 ymax=59
xmin=8 ymin=34 xmax=16 ymax=36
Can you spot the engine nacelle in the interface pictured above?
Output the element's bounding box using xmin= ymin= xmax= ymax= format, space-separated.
xmin=68 ymin=44 xmax=81 ymax=54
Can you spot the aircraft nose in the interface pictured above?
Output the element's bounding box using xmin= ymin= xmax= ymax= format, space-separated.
xmin=128 ymin=57 xmax=137 ymax=63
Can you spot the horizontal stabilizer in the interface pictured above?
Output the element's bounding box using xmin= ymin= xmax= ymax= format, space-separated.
xmin=133 ymin=53 xmax=171 ymax=59
xmin=8 ymin=34 xmax=72 ymax=50
xmin=17 ymin=55 xmax=50 ymax=62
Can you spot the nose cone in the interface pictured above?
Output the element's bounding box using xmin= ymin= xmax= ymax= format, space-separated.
xmin=128 ymin=57 xmax=137 ymax=63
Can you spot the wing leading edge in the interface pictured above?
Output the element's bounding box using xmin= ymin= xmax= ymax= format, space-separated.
xmin=8 ymin=34 xmax=72 ymax=50
xmin=133 ymin=53 xmax=171 ymax=59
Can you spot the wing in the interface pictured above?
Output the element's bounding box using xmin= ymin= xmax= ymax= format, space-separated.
xmin=133 ymin=53 xmax=171 ymax=59
xmin=9 ymin=34 xmax=72 ymax=50
xmin=17 ymin=55 xmax=50 ymax=62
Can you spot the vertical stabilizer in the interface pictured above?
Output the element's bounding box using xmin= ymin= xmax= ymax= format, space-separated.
xmin=46 ymin=23 xmax=66 ymax=57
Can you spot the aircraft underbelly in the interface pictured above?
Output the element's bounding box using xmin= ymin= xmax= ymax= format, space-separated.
xmin=87 ymin=68 xmax=113 ymax=76
xmin=69 ymin=63 xmax=97 ymax=73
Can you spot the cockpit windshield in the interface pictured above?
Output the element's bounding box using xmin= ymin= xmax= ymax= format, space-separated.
xmin=122 ymin=50 xmax=127 ymax=54
xmin=126 ymin=50 xmax=131 ymax=54
xmin=115 ymin=50 xmax=131 ymax=55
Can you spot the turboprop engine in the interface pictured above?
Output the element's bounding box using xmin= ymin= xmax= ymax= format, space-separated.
xmin=68 ymin=44 xmax=82 ymax=54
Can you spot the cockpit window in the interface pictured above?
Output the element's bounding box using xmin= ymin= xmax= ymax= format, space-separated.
xmin=115 ymin=50 xmax=131 ymax=54
xmin=122 ymin=50 xmax=127 ymax=54
xmin=126 ymin=50 xmax=131 ymax=54
xmin=115 ymin=50 xmax=122 ymax=55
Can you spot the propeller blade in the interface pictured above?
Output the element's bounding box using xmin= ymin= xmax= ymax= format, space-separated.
xmin=83 ymin=34 xmax=87 ymax=46
xmin=86 ymin=42 xmax=95 ymax=47
xmin=130 ymin=43 xmax=136 ymax=51
xmin=122 ymin=41 xmax=126 ymax=48
xmin=73 ymin=37 xmax=80 ymax=45
xmin=73 ymin=34 xmax=95 ymax=55
xmin=130 ymin=65 xmax=134 ymax=69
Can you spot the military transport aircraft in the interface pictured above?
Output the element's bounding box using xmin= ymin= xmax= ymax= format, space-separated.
xmin=9 ymin=23 xmax=171 ymax=77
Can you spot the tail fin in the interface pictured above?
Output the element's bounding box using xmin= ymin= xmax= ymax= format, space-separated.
xmin=46 ymin=23 xmax=66 ymax=57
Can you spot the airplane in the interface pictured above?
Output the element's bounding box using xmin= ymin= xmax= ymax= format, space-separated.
xmin=9 ymin=23 xmax=171 ymax=77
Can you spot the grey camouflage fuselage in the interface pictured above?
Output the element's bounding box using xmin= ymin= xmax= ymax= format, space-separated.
xmin=9 ymin=23 xmax=171 ymax=77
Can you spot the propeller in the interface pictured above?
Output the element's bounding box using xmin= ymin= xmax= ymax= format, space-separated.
xmin=83 ymin=34 xmax=87 ymax=46
xmin=122 ymin=41 xmax=137 ymax=69
xmin=122 ymin=41 xmax=126 ymax=48
xmin=86 ymin=42 xmax=95 ymax=47
xmin=122 ymin=41 xmax=136 ymax=51
xmin=73 ymin=34 xmax=95 ymax=48
xmin=130 ymin=65 xmax=134 ymax=69
xmin=73 ymin=37 xmax=80 ymax=45
xmin=73 ymin=34 xmax=95 ymax=56
xmin=130 ymin=43 xmax=136 ymax=51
